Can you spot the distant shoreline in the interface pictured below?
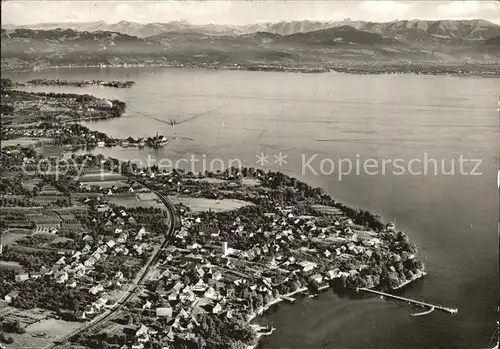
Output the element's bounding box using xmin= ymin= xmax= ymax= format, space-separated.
xmin=2 ymin=62 xmax=500 ymax=78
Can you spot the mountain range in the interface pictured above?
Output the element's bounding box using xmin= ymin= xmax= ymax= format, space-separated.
xmin=4 ymin=19 xmax=500 ymax=43
xmin=2 ymin=19 xmax=500 ymax=72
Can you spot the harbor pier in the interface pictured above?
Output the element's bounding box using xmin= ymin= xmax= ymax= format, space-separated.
xmin=357 ymin=288 xmax=458 ymax=315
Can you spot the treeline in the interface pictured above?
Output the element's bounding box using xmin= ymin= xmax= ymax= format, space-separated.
xmin=0 ymin=317 xmax=25 ymax=345
xmin=0 ymin=103 xmax=14 ymax=115
xmin=0 ymin=271 xmax=99 ymax=315
xmin=195 ymin=314 xmax=257 ymax=349
xmin=0 ymin=318 xmax=25 ymax=334
xmin=245 ymin=168 xmax=387 ymax=231
xmin=335 ymin=203 xmax=385 ymax=231
xmin=0 ymin=78 xmax=17 ymax=90
xmin=0 ymin=246 xmax=61 ymax=272
xmin=93 ymin=256 xmax=142 ymax=281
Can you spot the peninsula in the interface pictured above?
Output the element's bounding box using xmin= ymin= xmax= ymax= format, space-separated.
xmin=26 ymin=79 xmax=135 ymax=88
xmin=0 ymin=80 xmax=429 ymax=349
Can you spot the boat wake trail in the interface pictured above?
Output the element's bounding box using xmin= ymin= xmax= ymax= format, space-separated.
xmin=410 ymin=306 xmax=435 ymax=317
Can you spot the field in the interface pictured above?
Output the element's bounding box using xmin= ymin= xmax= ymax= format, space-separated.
xmin=71 ymin=192 xmax=104 ymax=199
xmin=0 ymin=260 xmax=23 ymax=270
xmin=79 ymin=173 xmax=127 ymax=182
xmin=185 ymin=178 xmax=228 ymax=184
xmin=10 ymin=244 xmax=70 ymax=254
xmin=38 ymin=144 xmax=68 ymax=157
xmin=6 ymin=122 xmax=42 ymax=129
xmin=107 ymin=193 xmax=164 ymax=209
xmin=82 ymin=180 xmax=127 ymax=189
xmin=19 ymin=319 xmax=82 ymax=349
xmin=1 ymin=137 xmax=52 ymax=148
xmin=311 ymin=204 xmax=344 ymax=215
xmin=1 ymin=229 xmax=32 ymax=245
xmin=170 ymin=197 xmax=253 ymax=212
xmin=136 ymin=192 xmax=158 ymax=201
xmin=1 ymin=207 xmax=43 ymax=212
xmin=45 ymin=235 xmax=74 ymax=245
xmin=22 ymin=178 xmax=42 ymax=192
xmin=242 ymin=178 xmax=262 ymax=186
xmin=183 ymin=177 xmax=262 ymax=187
xmin=0 ymin=307 xmax=80 ymax=349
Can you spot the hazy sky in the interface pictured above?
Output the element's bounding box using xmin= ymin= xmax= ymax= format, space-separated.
xmin=2 ymin=1 xmax=500 ymax=26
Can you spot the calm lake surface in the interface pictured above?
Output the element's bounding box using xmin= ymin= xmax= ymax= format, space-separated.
xmin=5 ymin=67 xmax=499 ymax=349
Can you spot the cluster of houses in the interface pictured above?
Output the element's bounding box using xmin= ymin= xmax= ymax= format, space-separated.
xmin=116 ymin=201 xmax=400 ymax=348
xmin=5 ymin=204 xmax=157 ymax=318
xmin=3 ymin=122 xmax=113 ymax=148
xmin=115 ymin=247 xmax=269 ymax=347
xmin=3 ymin=125 xmax=64 ymax=140
xmin=0 ymin=148 xmax=412 ymax=347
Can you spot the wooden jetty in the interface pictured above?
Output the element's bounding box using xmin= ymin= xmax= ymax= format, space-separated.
xmin=282 ymin=296 xmax=296 ymax=303
xmin=357 ymin=288 xmax=458 ymax=315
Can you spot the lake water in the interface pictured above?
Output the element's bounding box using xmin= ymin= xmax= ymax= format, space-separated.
xmin=5 ymin=67 xmax=499 ymax=349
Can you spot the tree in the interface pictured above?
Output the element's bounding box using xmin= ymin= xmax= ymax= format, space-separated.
xmin=197 ymin=335 xmax=206 ymax=349
xmin=1 ymin=320 xmax=25 ymax=334
xmin=253 ymin=293 xmax=264 ymax=309
xmin=272 ymin=288 xmax=280 ymax=299
xmin=387 ymin=272 xmax=400 ymax=289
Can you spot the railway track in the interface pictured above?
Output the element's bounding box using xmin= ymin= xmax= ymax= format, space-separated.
xmin=47 ymin=189 xmax=177 ymax=348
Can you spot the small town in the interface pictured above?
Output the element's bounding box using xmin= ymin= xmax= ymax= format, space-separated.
xmin=0 ymin=79 xmax=425 ymax=349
